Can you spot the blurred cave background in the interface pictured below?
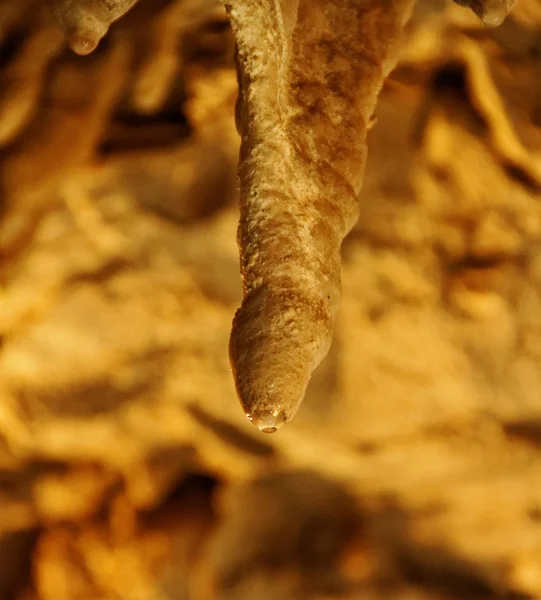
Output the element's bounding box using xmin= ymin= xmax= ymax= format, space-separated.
xmin=1 ymin=0 xmax=541 ymax=599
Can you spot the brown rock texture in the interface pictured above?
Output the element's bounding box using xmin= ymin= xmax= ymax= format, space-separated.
xmin=228 ymin=0 xmax=415 ymax=432
xmin=1 ymin=0 xmax=541 ymax=599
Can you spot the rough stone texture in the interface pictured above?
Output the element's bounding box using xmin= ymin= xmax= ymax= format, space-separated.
xmin=228 ymin=0 xmax=415 ymax=432
xmin=1 ymin=0 xmax=541 ymax=599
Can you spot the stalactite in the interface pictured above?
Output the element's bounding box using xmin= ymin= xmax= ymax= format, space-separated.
xmin=47 ymin=0 xmax=139 ymax=54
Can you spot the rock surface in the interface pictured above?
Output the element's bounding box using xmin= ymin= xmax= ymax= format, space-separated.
xmin=227 ymin=0 xmax=415 ymax=432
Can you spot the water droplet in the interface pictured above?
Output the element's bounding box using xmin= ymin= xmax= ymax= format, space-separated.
xmin=70 ymin=33 xmax=99 ymax=55
xmin=246 ymin=408 xmax=287 ymax=434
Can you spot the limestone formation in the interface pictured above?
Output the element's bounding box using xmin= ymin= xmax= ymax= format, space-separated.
xmin=48 ymin=0 xmax=139 ymax=54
